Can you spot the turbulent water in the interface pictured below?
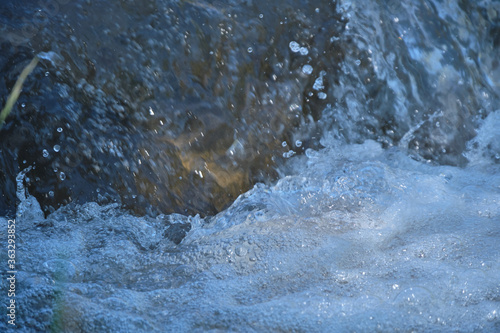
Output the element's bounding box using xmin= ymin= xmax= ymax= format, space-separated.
xmin=1 ymin=0 xmax=500 ymax=331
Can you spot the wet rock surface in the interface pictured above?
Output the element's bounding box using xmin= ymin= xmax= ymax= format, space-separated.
xmin=3 ymin=0 xmax=497 ymax=217
xmin=0 ymin=0 xmax=347 ymax=217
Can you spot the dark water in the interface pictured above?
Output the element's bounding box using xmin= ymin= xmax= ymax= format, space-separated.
xmin=1 ymin=0 xmax=344 ymax=217
xmin=2 ymin=0 xmax=496 ymax=218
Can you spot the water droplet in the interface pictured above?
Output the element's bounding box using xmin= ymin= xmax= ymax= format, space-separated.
xmin=57 ymin=127 xmax=63 ymax=133
xmin=313 ymin=74 xmax=325 ymax=91
xmin=487 ymin=309 xmax=498 ymax=322
xmin=295 ymin=140 xmax=302 ymax=148
xmin=59 ymin=172 xmax=66 ymax=181
xmin=235 ymin=246 xmax=248 ymax=256
xmin=42 ymin=149 xmax=49 ymax=158
xmin=302 ymin=64 xmax=313 ymax=75
xmin=53 ymin=145 xmax=61 ymax=152
xmin=247 ymin=47 xmax=253 ymax=53
xmin=289 ymin=41 xmax=300 ymax=53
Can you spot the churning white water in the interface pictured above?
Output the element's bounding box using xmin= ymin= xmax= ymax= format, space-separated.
xmin=5 ymin=118 xmax=500 ymax=331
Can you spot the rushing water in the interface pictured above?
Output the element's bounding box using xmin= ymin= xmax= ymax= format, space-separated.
xmin=1 ymin=0 xmax=344 ymax=217
xmin=1 ymin=0 xmax=500 ymax=331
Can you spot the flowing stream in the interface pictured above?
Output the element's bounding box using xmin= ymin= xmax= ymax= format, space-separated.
xmin=1 ymin=0 xmax=500 ymax=331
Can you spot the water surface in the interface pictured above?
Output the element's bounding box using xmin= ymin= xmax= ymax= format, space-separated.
xmin=1 ymin=0 xmax=500 ymax=331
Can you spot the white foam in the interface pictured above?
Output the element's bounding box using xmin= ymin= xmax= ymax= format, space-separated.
xmin=8 ymin=139 xmax=500 ymax=331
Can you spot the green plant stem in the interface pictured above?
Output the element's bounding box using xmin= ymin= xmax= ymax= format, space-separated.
xmin=0 ymin=56 xmax=39 ymax=129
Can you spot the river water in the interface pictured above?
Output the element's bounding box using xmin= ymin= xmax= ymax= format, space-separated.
xmin=1 ymin=0 xmax=500 ymax=331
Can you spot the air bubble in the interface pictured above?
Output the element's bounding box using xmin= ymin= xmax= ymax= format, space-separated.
xmin=48 ymin=191 xmax=54 ymax=197
xmin=42 ymin=149 xmax=49 ymax=158
xmin=235 ymin=246 xmax=248 ymax=257
xmin=57 ymin=127 xmax=63 ymax=133
xmin=355 ymin=59 xmax=361 ymax=66
xmin=53 ymin=145 xmax=61 ymax=152
xmin=282 ymin=141 xmax=288 ymax=147
xmin=59 ymin=172 xmax=66 ymax=181
xmin=302 ymin=65 xmax=313 ymax=75
xmin=299 ymin=47 xmax=308 ymax=55
xmin=289 ymin=41 xmax=300 ymax=53
xmin=247 ymin=47 xmax=253 ymax=53
xmin=318 ymin=92 xmax=327 ymax=99
xmin=259 ymin=14 xmax=263 ymax=19
xmin=295 ymin=140 xmax=302 ymax=148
